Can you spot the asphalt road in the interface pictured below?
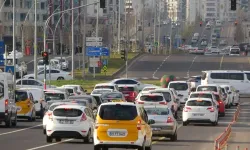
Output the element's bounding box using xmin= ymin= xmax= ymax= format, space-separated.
xmin=124 ymin=54 xmax=250 ymax=79
xmin=0 ymin=99 xmax=240 ymax=150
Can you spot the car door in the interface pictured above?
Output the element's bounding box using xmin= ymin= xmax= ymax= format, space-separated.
xmin=142 ymin=108 xmax=152 ymax=141
xmin=86 ymin=108 xmax=95 ymax=132
xmin=37 ymin=70 xmax=45 ymax=80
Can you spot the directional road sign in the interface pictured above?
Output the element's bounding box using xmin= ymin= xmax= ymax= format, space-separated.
xmin=101 ymin=47 xmax=110 ymax=56
xmin=5 ymin=65 xmax=14 ymax=75
xmin=86 ymin=37 xmax=102 ymax=42
xmin=86 ymin=47 xmax=102 ymax=56
xmin=86 ymin=42 xmax=103 ymax=47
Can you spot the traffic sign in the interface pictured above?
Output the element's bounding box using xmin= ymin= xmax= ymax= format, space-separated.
xmin=86 ymin=42 xmax=103 ymax=47
xmin=102 ymin=59 xmax=108 ymax=66
xmin=102 ymin=65 xmax=108 ymax=72
xmin=101 ymin=47 xmax=110 ymax=56
xmin=86 ymin=37 xmax=102 ymax=42
xmin=86 ymin=47 xmax=102 ymax=56
xmin=0 ymin=41 xmax=4 ymax=54
xmin=154 ymin=42 xmax=158 ymax=47
xmin=89 ymin=57 xmax=100 ymax=67
xmin=5 ymin=65 xmax=14 ymax=75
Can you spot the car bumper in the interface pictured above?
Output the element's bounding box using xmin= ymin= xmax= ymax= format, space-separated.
xmin=183 ymin=113 xmax=216 ymax=122
xmin=0 ymin=112 xmax=8 ymax=122
xmin=17 ymin=111 xmax=32 ymax=118
xmin=46 ymin=125 xmax=89 ymax=138
xmin=151 ymin=125 xmax=176 ymax=136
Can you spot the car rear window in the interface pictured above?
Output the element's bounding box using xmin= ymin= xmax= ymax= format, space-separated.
xmin=101 ymin=93 xmax=123 ymax=99
xmin=119 ymin=87 xmax=135 ymax=92
xmin=151 ymin=92 xmax=171 ymax=102
xmin=45 ymin=93 xmax=65 ymax=101
xmin=197 ymin=86 xmax=217 ymax=92
xmin=15 ymin=91 xmax=28 ymax=102
xmin=169 ymin=83 xmax=188 ymax=91
xmin=53 ymin=108 xmax=82 ymax=117
xmin=140 ymin=95 xmax=164 ymax=102
xmin=144 ymin=107 xmax=169 ymax=115
xmin=187 ymin=100 xmax=212 ymax=106
xmin=92 ymin=90 xmax=111 ymax=94
xmin=190 ymin=93 xmax=212 ymax=99
xmin=67 ymin=89 xmax=74 ymax=93
xmin=95 ymin=86 xmax=114 ymax=90
xmin=99 ymin=105 xmax=137 ymax=120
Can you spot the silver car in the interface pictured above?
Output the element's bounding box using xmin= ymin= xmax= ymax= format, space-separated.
xmin=144 ymin=105 xmax=178 ymax=141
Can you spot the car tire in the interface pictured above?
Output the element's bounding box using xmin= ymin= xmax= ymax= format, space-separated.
xmin=12 ymin=114 xmax=17 ymax=127
xmin=170 ymin=132 xmax=177 ymax=141
xmin=145 ymin=138 xmax=152 ymax=150
xmin=55 ymin=138 xmax=61 ymax=142
xmin=57 ymin=77 xmax=64 ymax=80
xmin=183 ymin=121 xmax=188 ymax=126
xmin=84 ymin=129 xmax=92 ymax=143
xmin=46 ymin=136 xmax=53 ymax=143
xmin=43 ymin=129 xmax=46 ymax=134
xmin=94 ymin=146 xmax=101 ymax=150
xmin=220 ymin=112 xmax=225 ymax=117
xmin=5 ymin=116 xmax=12 ymax=128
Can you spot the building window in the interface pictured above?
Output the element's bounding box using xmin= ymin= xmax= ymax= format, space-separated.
xmin=20 ymin=13 xmax=26 ymax=21
xmin=94 ymin=9 xmax=97 ymax=13
xmin=43 ymin=14 xmax=47 ymax=21
xmin=4 ymin=0 xmax=11 ymax=6
xmin=109 ymin=7 xmax=113 ymax=11
xmin=103 ymin=8 xmax=107 ymax=13
xmin=116 ymin=0 xmax=119 ymax=5
xmin=20 ymin=0 xmax=23 ymax=8
xmin=41 ymin=2 xmax=45 ymax=9
xmin=26 ymin=1 xmax=32 ymax=9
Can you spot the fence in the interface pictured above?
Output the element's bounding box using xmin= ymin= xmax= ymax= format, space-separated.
xmin=214 ymin=105 xmax=241 ymax=150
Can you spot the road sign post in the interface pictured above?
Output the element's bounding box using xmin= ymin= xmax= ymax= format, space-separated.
xmin=5 ymin=65 xmax=15 ymax=76
xmin=102 ymin=65 xmax=107 ymax=76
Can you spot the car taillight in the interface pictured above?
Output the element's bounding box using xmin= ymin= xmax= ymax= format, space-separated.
xmin=48 ymin=113 xmax=53 ymax=121
xmin=159 ymin=102 xmax=167 ymax=105
xmin=166 ymin=117 xmax=174 ymax=123
xmin=45 ymin=112 xmax=52 ymax=116
xmin=5 ymin=99 xmax=8 ymax=114
xmin=130 ymin=92 xmax=136 ymax=97
xmin=81 ymin=113 xmax=87 ymax=121
xmin=219 ymin=101 xmax=222 ymax=104
xmin=183 ymin=106 xmax=192 ymax=112
xmin=207 ymin=107 xmax=215 ymax=112
xmin=137 ymin=120 xmax=141 ymax=130
xmin=137 ymin=101 xmax=144 ymax=104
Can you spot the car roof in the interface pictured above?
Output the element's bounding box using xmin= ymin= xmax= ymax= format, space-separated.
xmin=197 ymin=84 xmax=219 ymax=87
xmin=169 ymin=81 xmax=187 ymax=83
xmin=19 ymin=87 xmax=43 ymax=91
xmin=118 ymin=84 xmax=138 ymax=87
xmin=95 ymin=83 xmax=115 ymax=86
xmin=188 ymin=98 xmax=212 ymax=101
xmin=45 ymin=90 xmax=65 ymax=94
xmin=53 ymin=104 xmax=86 ymax=110
xmin=143 ymin=105 xmax=170 ymax=109
xmin=50 ymin=102 xmax=77 ymax=106
xmin=191 ymin=91 xmax=213 ymax=94
xmin=62 ymin=85 xmax=79 ymax=87
xmin=148 ymin=88 xmax=171 ymax=92
xmin=100 ymin=102 xmax=136 ymax=106
xmin=140 ymin=92 xmax=163 ymax=96
xmin=202 ymin=70 xmax=243 ymax=73
xmin=92 ymin=88 xmax=113 ymax=91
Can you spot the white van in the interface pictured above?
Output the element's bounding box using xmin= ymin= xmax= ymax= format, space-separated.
xmin=201 ymin=70 xmax=249 ymax=94
xmin=168 ymin=81 xmax=190 ymax=105
xmin=0 ymin=73 xmax=17 ymax=127
xmin=229 ymin=47 xmax=240 ymax=56
xmin=216 ymin=20 xmax=221 ymax=27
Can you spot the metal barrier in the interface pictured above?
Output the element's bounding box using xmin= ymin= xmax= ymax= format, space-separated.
xmin=232 ymin=105 xmax=241 ymax=123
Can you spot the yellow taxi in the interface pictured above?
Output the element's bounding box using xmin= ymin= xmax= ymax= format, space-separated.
xmin=94 ymin=102 xmax=153 ymax=150
xmin=15 ymin=89 xmax=37 ymax=121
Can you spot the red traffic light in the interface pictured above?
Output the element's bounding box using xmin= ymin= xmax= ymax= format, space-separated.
xmin=42 ymin=52 xmax=48 ymax=57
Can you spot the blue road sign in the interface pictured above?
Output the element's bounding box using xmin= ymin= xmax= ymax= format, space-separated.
xmin=101 ymin=48 xmax=110 ymax=56
xmin=86 ymin=47 xmax=102 ymax=56
xmin=0 ymin=41 xmax=4 ymax=54
xmin=102 ymin=59 xmax=108 ymax=66
xmin=5 ymin=65 xmax=14 ymax=75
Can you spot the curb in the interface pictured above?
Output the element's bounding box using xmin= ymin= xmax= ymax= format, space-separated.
xmin=112 ymin=53 xmax=146 ymax=78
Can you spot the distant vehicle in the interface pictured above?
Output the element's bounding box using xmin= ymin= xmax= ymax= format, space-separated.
xmin=206 ymin=23 xmax=211 ymax=29
xmin=201 ymin=40 xmax=208 ymax=46
xmin=54 ymin=57 xmax=69 ymax=70
xmin=229 ymin=47 xmax=240 ymax=56
xmin=194 ymin=33 xmax=199 ymax=37
xmin=216 ymin=20 xmax=222 ymax=27
xmin=219 ymin=40 xmax=227 ymax=46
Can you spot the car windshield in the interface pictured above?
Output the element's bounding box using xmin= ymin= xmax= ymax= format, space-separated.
xmin=15 ymin=91 xmax=28 ymax=102
xmin=99 ymin=105 xmax=137 ymax=120
xmin=197 ymin=86 xmax=217 ymax=92
xmin=144 ymin=107 xmax=169 ymax=115
xmin=45 ymin=93 xmax=65 ymax=101
xmin=119 ymin=87 xmax=135 ymax=92
xmin=187 ymin=100 xmax=212 ymax=106
xmin=143 ymin=87 xmax=157 ymax=91
xmin=101 ymin=93 xmax=123 ymax=99
xmin=38 ymin=61 xmax=44 ymax=65
xmin=190 ymin=93 xmax=212 ymax=99
xmin=95 ymin=86 xmax=114 ymax=90
xmin=169 ymin=83 xmax=188 ymax=91
xmin=92 ymin=90 xmax=111 ymax=94
xmin=231 ymin=49 xmax=240 ymax=54
xmin=140 ymin=95 xmax=163 ymax=102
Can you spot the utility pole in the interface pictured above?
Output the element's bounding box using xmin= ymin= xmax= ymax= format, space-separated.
xmin=118 ymin=0 xmax=121 ymax=53
xmin=21 ymin=25 xmax=24 ymax=55
xmin=153 ymin=0 xmax=156 ymax=54
xmin=82 ymin=0 xmax=86 ymax=78
xmin=71 ymin=0 xmax=75 ymax=79
xmin=34 ymin=0 xmax=38 ymax=79
xmin=157 ymin=0 xmax=161 ymax=54
xmin=135 ymin=7 xmax=137 ymax=52
xmin=12 ymin=0 xmax=16 ymax=89
xmin=142 ymin=0 xmax=145 ymax=52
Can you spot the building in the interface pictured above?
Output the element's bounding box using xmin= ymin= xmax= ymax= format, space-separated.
xmin=186 ymin=0 xmax=199 ymax=24
xmin=0 ymin=0 xmax=47 ymax=50
xmin=166 ymin=0 xmax=182 ymax=22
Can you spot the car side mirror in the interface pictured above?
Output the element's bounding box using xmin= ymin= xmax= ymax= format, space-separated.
xmin=148 ymin=119 xmax=155 ymax=125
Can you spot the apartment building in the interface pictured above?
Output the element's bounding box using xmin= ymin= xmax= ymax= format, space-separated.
xmin=166 ymin=0 xmax=182 ymax=22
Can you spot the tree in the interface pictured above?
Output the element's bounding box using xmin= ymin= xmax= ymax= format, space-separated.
xmin=234 ymin=22 xmax=244 ymax=43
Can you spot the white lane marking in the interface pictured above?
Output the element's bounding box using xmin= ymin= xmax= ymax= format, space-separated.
xmin=0 ymin=124 xmax=42 ymax=136
xmin=152 ymin=55 xmax=170 ymax=78
xmin=26 ymin=139 xmax=74 ymax=150
xmin=186 ymin=55 xmax=197 ymax=78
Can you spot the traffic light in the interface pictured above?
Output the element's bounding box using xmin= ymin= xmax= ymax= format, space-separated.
xmin=200 ymin=22 xmax=202 ymax=27
xmin=231 ymin=0 xmax=236 ymax=10
xmin=121 ymin=49 xmax=127 ymax=61
xmin=235 ymin=21 xmax=238 ymax=26
xmin=100 ymin=0 xmax=105 ymax=8
xmin=42 ymin=52 xmax=49 ymax=65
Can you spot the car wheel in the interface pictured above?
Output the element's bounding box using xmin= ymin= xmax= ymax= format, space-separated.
xmin=170 ymin=132 xmax=177 ymax=141
xmin=57 ymin=77 xmax=64 ymax=80
xmin=46 ymin=136 xmax=53 ymax=143
xmin=12 ymin=114 xmax=17 ymax=127
xmin=183 ymin=121 xmax=188 ymax=126
xmin=55 ymin=138 xmax=61 ymax=142
xmin=43 ymin=129 xmax=46 ymax=134
xmin=5 ymin=116 xmax=12 ymax=128
xmin=84 ymin=129 xmax=93 ymax=143
xmin=220 ymin=112 xmax=225 ymax=117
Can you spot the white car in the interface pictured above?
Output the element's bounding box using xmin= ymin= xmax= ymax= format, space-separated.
xmin=44 ymin=90 xmax=67 ymax=102
xmin=182 ymin=98 xmax=219 ymax=126
xmin=141 ymin=85 xmax=159 ymax=92
xmin=16 ymin=79 xmax=43 ymax=88
xmin=109 ymin=78 xmax=147 ymax=91
xmin=46 ymin=105 xmax=95 ymax=143
xmin=168 ymin=81 xmax=190 ymax=106
xmin=42 ymin=101 xmax=78 ymax=134
xmin=19 ymin=87 xmax=46 ymax=118
xmin=23 ymin=69 xmax=73 ymax=81
xmin=220 ymin=85 xmax=240 ymax=106
xmin=61 ymin=85 xmax=87 ymax=95
xmin=54 ymin=57 xmax=69 ymax=70
xmin=189 ymin=91 xmax=219 ymax=107
xmin=136 ymin=92 xmax=167 ymax=105
xmin=94 ymin=83 xmax=119 ymax=91
xmin=50 ymin=59 xmax=61 ymax=70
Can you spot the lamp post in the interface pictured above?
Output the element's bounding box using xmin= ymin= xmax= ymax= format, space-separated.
xmin=12 ymin=0 xmax=16 ymax=89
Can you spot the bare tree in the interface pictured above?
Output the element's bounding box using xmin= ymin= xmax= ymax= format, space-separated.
xmin=234 ymin=23 xmax=244 ymax=43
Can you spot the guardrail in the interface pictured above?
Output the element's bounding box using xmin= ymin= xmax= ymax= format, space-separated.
xmin=214 ymin=105 xmax=241 ymax=150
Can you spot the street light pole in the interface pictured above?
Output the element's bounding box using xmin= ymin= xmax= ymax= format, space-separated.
xmin=117 ymin=0 xmax=121 ymax=53
xmin=157 ymin=0 xmax=161 ymax=54
xmin=34 ymin=0 xmax=38 ymax=80
xmin=153 ymin=0 xmax=156 ymax=53
xmin=12 ymin=0 xmax=16 ymax=89
xmin=71 ymin=0 xmax=75 ymax=79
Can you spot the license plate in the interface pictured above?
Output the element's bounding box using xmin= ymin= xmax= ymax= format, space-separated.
xmin=193 ymin=113 xmax=204 ymax=116
xmin=124 ymin=94 xmax=129 ymax=96
xmin=59 ymin=120 xmax=74 ymax=124
xmin=152 ymin=128 xmax=161 ymax=131
xmin=111 ymin=99 xmax=123 ymax=102
xmin=108 ymin=131 xmax=126 ymax=137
